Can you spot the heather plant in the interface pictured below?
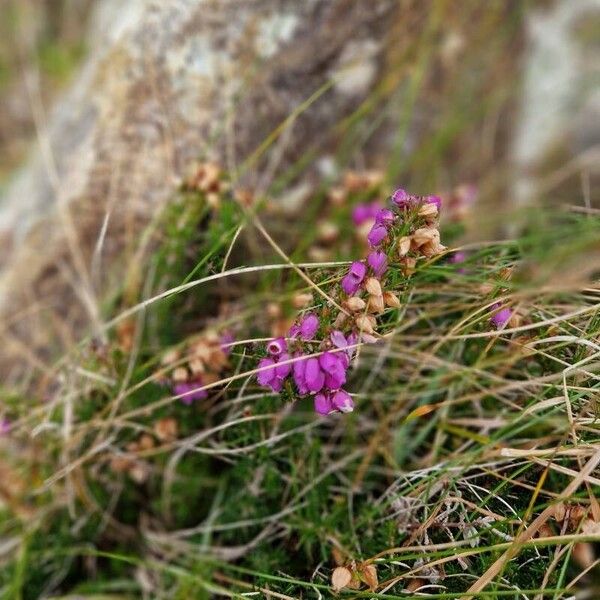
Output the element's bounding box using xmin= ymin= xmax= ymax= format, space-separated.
xmin=254 ymin=188 xmax=447 ymax=416
xmin=1 ymin=158 xmax=599 ymax=599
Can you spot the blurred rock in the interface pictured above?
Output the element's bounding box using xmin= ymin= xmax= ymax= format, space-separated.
xmin=0 ymin=0 xmax=397 ymax=383
xmin=512 ymin=0 xmax=600 ymax=206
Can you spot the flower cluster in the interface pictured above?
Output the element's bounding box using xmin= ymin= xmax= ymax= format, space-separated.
xmin=257 ymin=317 xmax=356 ymax=415
xmin=256 ymin=187 xmax=447 ymax=415
xmin=182 ymin=161 xmax=230 ymax=209
xmin=161 ymin=331 xmax=231 ymax=404
xmin=489 ymin=304 xmax=513 ymax=329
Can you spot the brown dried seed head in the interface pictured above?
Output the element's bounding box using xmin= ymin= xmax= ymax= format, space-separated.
xmin=355 ymin=315 xmax=375 ymax=334
xmin=333 ymin=312 xmax=348 ymax=328
xmin=292 ymin=293 xmax=313 ymax=309
xmin=552 ymin=502 xmax=567 ymax=522
xmin=383 ymin=291 xmax=401 ymax=308
xmin=204 ymin=330 xmax=219 ymax=344
xmin=199 ymin=162 xmax=221 ymax=191
xmin=418 ymin=202 xmax=438 ymax=217
xmin=364 ymin=277 xmax=382 ymax=297
xmin=161 ymin=348 xmax=180 ymax=366
xmin=406 ymin=579 xmax=425 ymax=592
xmin=328 ymin=186 xmax=347 ymax=206
xmin=537 ymin=523 xmax=553 ymax=538
xmin=331 ymin=566 xmax=352 ymax=592
xmin=172 ymin=367 xmax=188 ymax=382
xmin=508 ymin=311 xmax=523 ymax=328
xmin=366 ymin=169 xmax=384 ymax=187
xmin=332 ymin=546 xmax=345 ymax=567
xmin=154 ymin=417 xmax=178 ymax=442
xmin=401 ymin=257 xmax=417 ymax=276
xmin=128 ymin=463 xmax=149 ymax=484
xmin=110 ymin=456 xmax=131 ymax=473
xmin=343 ymin=170 xmax=366 ymax=191
xmin=582 ymin=519 xmax=600 ymax=536
xmin=573 ymin=542 xmax=595 ymax=569
xmin=398 ymin=236 xmax=411 ymax=257
xmin=189 ymin=358 xmax=205 ymax=375
xmin=208 ymin=348 xmax=228 ymax=371
xmin=202 ymin=372 xmax=219 ymax=386
xmin=412 ymin=227 xmax=440 ymax=247
xmin=360 ymin=564 xmax=378 ymax=591
xmin=308 ymin=246 xmax=331 ymax=262
xmin=206 ymin=192 xmax=220 ymax=209
xmin=234 ymin=188 xmax=254 ymax=207
xmin=192 ymin=341 xmax=212 ymax=363
xmin=569 ymin=504 xmax=587 ymax=525
xmin=266 ymin=303 xmax=282 ymax=319
xmin=420 ymin=240 xmax=446 ymax=257
xmin=367 ymin=294 xmax=385 ymax=314
xmin=138 ymin=434 xmax=155 ymax=451
xmin=345 ymin=296 xmax=366 ymax=312
xmin=317 ymin=221 xmax=339 ymax=244
xmin=116 ymin=319 xmax=135 ymax=352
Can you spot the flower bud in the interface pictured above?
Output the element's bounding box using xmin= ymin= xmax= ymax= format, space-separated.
xmin=333 ymin=311 xmax=348 ymax=328
xmin=418 ymin=202 xmax=438 ymax=218
xmin=401 ymin=257 xmax=417 ymax=276
xmin=398 ymin=236 xmax=411 ymax=257
xmin=172 ymin=367 xmax=188 ymax=382
xmin=364 ymin=277 xmax=382 ymax=297
xmin=412 ymin=227 xmax=439 ymax=247
xmin=383 ymin=291 xmax=401 ymax=308
xmin=367 ymin=294 xmax=385 ymax=314
xmin=345 ymin=296 xmax=366 ymax=312
xmin=355 ymin=314 xmax=375 ymax=334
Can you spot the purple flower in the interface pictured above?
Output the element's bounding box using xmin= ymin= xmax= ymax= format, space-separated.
xmin=332 ymin=390 xmax=354 ymax=413
xmin=275 ymin=353 xmax=292 ymax=378
xmin=220 ymin=332 xmax=235 ymax=355
xmin=319 ymin=352 xmax=347 ymax=390
xmin=305 ymin=357 xmax=325 ymax=393
xmin=351 ymin=204 xmax=372 ymax=225
xmin=425 ymin=195 xmax=442 ymax=210
xmin=299 ymin=314 xmax=319 ymax=340
xmin=257 ymin=353 xmax=292 ymax=392
xmin=352 ymin=201 xmax=382 ymax=225
xmin=330 ymin=330 xmax=355 ymax=364
xmin=449 ymin=251 xmax=466 ymax=273
xmin=174 ymin=381 xmax=208 ymax=405
xmin=367 ymin=224 xmax=388 ymax=247
xmin=490 ymin=304 xmax=512 ymax=329
xmin=391 ymin=188 xmax=410 ymax=208
xmin=330 ymin=330 xmax=347 ymax=349
xmin=0 ymin=418 xmax=11 ymax=435
xmin=314 ymin=390 xmax=354 ymax=414
xmin=346 ymin=332 xmax=359 ymax=359
xmin=367 ymin=250 xmax=388 ymax=278
xmin=267 ymin=337 xmax=287 ymax=356
xmin=375 ymin=208 xmax=395 ymax=226
xmin=314 ymin=393 xmax=334 ymax=415
xmin=341 ymin=261 xmax=367 ymax=295
xmin=449 ymin=251 xmax=466 ymax=264
xmin=293 ymin=354 xmax=309 ymax=394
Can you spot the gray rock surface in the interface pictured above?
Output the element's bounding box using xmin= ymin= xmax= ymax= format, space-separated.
xmin=512 ymin=0 xmax=600 ymax=205
xmin=0 ymin=0 xmax=396 ymax=382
